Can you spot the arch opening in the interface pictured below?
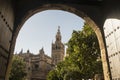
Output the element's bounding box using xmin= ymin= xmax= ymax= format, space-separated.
xmin=7 ymin=4 xmax=110 ymax=80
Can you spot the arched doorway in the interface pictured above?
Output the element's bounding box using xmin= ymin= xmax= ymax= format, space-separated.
xmin=7 ymin=4 xmax=110 ymax=80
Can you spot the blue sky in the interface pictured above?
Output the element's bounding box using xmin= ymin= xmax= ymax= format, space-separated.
xmin=14 ymin=10 xmax=84 ymax=56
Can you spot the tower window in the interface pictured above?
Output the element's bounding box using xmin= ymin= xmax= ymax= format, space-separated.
xmin=56 ymin=45 xmax=60 ymax=49
xmin=34 ymin=64 xmax=39 ymax=70
xmin=56 ymin=45 xmax=57 ymax=49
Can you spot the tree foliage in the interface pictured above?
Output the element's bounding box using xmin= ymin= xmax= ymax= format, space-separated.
xmin=47 ymin=23 xmax=103 ymax=80
xmin=67 ymin=23 xmax=103 ymax=78
xmin=9 ymin=55 xmax=27 ymax=80
xmin=47 ymin=69 xmax=59 ymax=80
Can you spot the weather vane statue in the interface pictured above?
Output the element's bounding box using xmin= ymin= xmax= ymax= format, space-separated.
xmin=58 ymin=26 xmax=60 ymax=32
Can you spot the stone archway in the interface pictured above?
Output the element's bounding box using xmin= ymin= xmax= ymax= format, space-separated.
xmin=6 ymin=4 xmax=110 ymax=80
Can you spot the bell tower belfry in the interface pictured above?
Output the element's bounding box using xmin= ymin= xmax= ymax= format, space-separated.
xmin=51 ymin=26 xmax=65 ymax=65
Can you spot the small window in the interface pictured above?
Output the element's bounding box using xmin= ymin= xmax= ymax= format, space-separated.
xmin=34 ymin=64 xmax=39 ymax=70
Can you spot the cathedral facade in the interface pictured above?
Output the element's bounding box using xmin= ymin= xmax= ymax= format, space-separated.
xmin=17 ymin=27 xmax=65 ymax=80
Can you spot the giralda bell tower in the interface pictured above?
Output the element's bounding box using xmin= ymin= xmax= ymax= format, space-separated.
xmin=51 ymin=26 xmax=65 ymax=65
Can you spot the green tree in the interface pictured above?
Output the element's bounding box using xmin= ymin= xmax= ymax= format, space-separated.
xmin=67 ymin=23 xmax=103 ymax=79
xmin=47 ymin=69 xmax=59 ymax=80
xmin=9 ymin=55 xmax=27 ymax=80
xmin=47 ymin=56 xmax=82 ymax=80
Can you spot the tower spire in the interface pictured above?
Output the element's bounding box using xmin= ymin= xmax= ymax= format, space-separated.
xmin=39 ymin=47 xmax=44 ymax=54
xmin=56 ymin=26 xmax=61 ymax=42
